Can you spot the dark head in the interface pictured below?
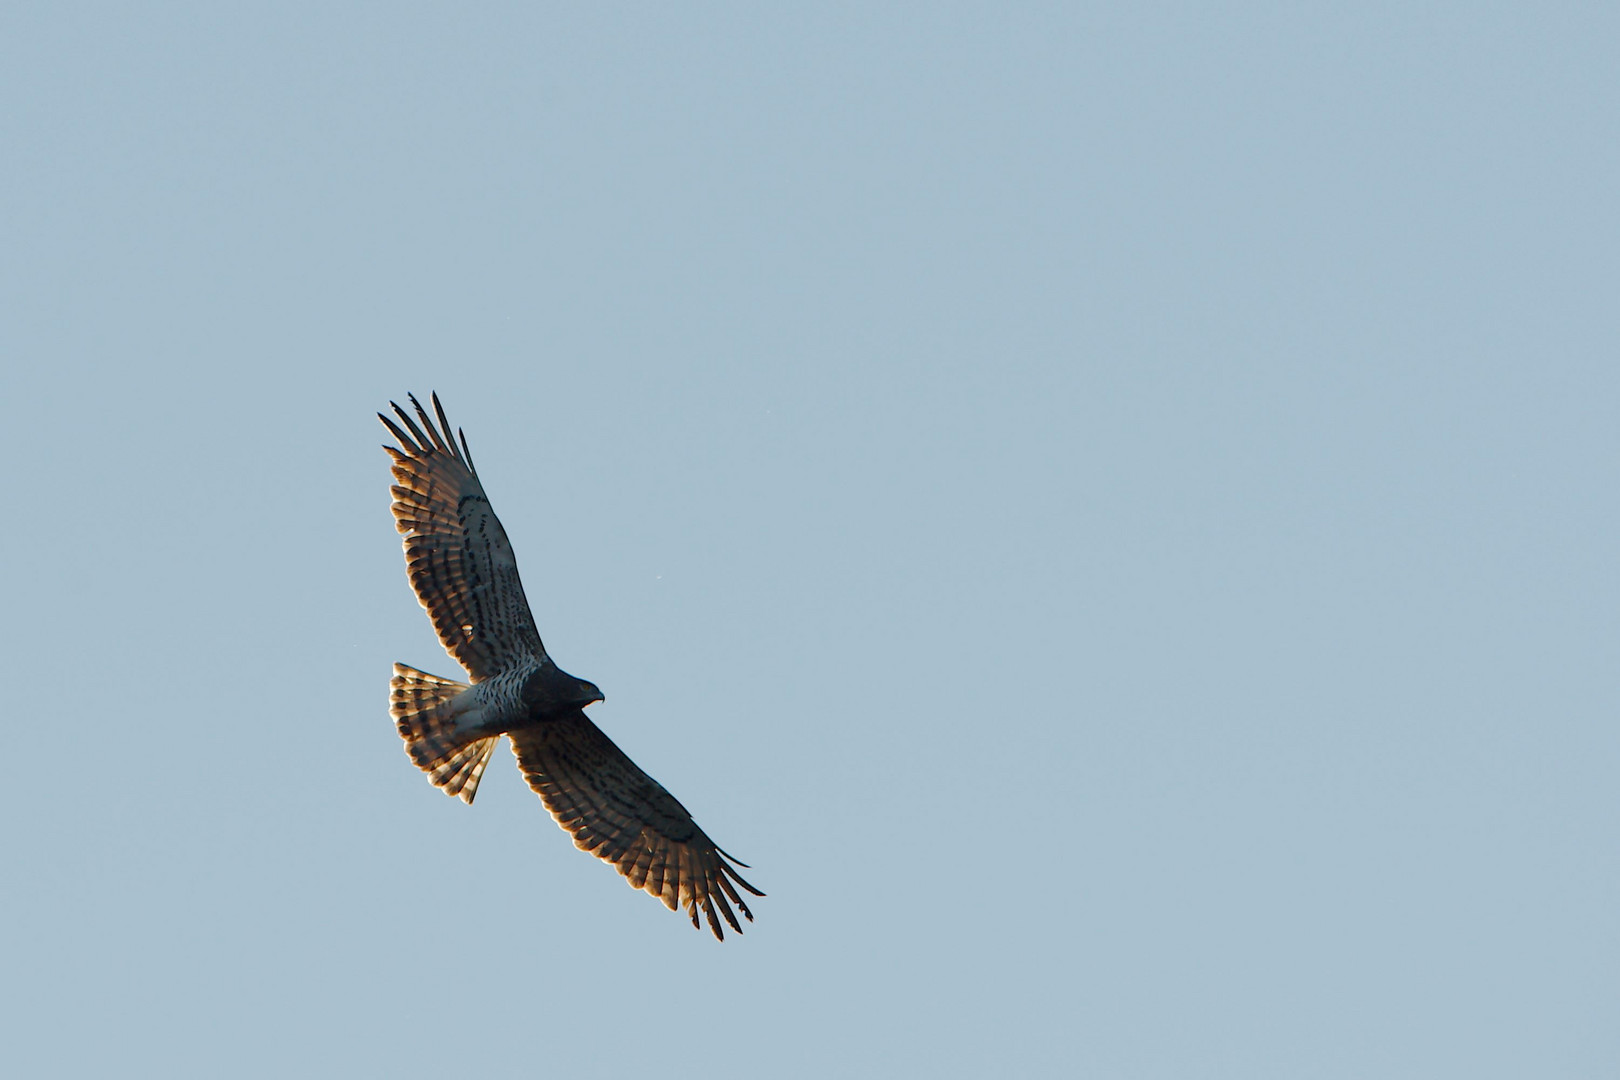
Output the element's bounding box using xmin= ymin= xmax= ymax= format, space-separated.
xmin=522 ymin=660 xmax=604 ymax=715
xmin=574 ymin=677 xmax=605 ymax=707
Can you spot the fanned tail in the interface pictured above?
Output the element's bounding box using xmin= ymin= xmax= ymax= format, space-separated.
xmin=389 ymin=662 xmax=498 ymax=804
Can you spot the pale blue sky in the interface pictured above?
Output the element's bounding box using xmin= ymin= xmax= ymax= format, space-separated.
xmin=4 ymin=4 xmax=1617 ymax=1077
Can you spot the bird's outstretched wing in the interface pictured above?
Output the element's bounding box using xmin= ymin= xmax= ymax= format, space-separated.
xmin=510 ymin=715 xmax=765 ymax=940
xmin=381 ymin=393 xmax=547 ymax=681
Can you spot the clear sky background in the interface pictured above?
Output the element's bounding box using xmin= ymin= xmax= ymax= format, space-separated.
xmin=3 ymin=4 xmax=1617 ymax=1077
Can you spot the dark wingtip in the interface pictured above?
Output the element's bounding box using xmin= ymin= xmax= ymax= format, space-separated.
xmin=715 ymin=847 xmax=765 ymax=898
xmin=407 ymin=392 xmax=449 ymax=454
xmin=430 ymin=392 xmax=459 ymax=462
xmin=379 ymin=411 xmax=418 ymax=453
xmin=389 ymin=398 xmax=434 ymax=453
xmin=715 ymin=845 xmax=751 ymax=869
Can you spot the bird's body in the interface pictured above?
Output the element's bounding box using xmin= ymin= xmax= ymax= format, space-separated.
xmin=380 ymin=393 xmax=761 ymax=939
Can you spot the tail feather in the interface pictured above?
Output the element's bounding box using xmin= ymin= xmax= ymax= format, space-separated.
xmin=389 ymin=662 xmax=499 ymax=804
xmin=429 ymin=738 xmax=499 ymax=801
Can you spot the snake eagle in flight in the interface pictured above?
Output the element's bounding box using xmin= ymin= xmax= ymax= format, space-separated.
xmin=380 ymin=393 xmax=762 ymax=939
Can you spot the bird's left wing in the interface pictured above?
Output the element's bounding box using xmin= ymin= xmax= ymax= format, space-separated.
xmin=381 ymin=393 xmax=547 ymax=680
xmin=510 ymin=714 xmax=764 ymax=940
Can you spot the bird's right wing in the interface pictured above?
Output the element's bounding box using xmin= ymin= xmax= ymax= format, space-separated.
xmin=381 ymin=393 xmax=547 ymax=681
xmin=509 ymin=714 xmax=764 ymax=940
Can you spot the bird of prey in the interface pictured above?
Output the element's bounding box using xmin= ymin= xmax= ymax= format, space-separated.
xmin=380 ymin=393 xmax=762 ymax=939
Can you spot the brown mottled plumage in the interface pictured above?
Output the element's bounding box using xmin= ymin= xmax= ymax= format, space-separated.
xmin=381 ymin=393 xmax=762 ymax=939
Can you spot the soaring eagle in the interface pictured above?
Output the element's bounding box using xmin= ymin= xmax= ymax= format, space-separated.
xmin=380 ymin=393 xmax=762 ymax=939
